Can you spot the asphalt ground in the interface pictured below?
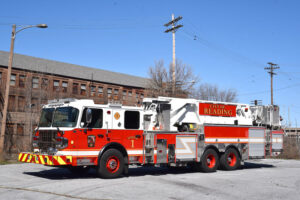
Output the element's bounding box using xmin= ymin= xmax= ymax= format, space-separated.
xmin=0 ymin=159 xmax=299 ymax=200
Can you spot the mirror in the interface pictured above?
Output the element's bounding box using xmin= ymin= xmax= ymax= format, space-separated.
xmin=86 ymin=108 xmax=92 ymax=124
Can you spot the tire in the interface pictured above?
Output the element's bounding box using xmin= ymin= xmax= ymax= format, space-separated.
xmin=68 ymin=166 xmax=90 ymax=175
xmin=97 ymin=149 xmax=124 ymax=179
xmin=200 ymin=148 xmax=219 ymax=173
xmin=220 ymin=148 xmax=241 ymax=170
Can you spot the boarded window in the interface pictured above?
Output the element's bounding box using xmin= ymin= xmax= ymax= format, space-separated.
xmin=98 ymin=87 xmax=103 ymax=97
xmin=10 ymin=74 xmax=16 ymax=86
xmin=123 ymin=90 xmax=127 ymax=100
xmin=124 ymin=111 xmax=140 ymax=129
xmin=53 ymin=80 xmax=59 ymax=91
xmin=62 ymin=81 xmax=68 ymax=93
xmin=73 ymin=83 xmax=78 ymax=94
xmin=41 ymin=78 xmax=48 ymax=89
xmin=8 ymin=95 xmax=15 ymax=111
xmin=114 ymin=89 xmax=119 ymax=100
xmin=107 ymin=88 xmax=112 ymax=98
xmin=18 ymin=96 xmax=25 ymax=112
xmin=17 ymin=124 xmax=24 ymax=135
xmin=32 ymin=77 xmax=39 ymax=88
xmin=19 ymin=75 xmax=26 ymax=88
xmin=81 ymin=84 xmax=86 ymax=95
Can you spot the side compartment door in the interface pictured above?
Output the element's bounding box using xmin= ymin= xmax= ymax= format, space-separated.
xmin=248 ymin=128 xmax=265 ymax=159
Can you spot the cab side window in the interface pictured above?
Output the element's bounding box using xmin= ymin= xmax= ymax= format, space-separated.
xmin=124 ymin=111 xmax=140 ymax=129
xmin=81 ymin=108 xmax=103 ymax=128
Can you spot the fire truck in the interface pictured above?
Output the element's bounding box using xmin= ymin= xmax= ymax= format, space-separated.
xmin=18 ymin=97 xmax=284 ymax=178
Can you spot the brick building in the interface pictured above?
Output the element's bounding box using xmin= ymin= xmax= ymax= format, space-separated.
xmin=0 ymin=50 xmax=148 ymax=157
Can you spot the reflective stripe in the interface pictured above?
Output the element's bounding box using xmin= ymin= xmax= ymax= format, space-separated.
xmin=57 ymin=151 xmax=99 ymax=156
xmin=127 ymin=150 xmax=143 ymax=155
xmin=205 ymin=138 xmax=265 ymax=143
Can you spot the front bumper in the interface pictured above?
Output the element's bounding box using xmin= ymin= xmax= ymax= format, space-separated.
xmin=18 ymin=152 xmax=73 ymax=166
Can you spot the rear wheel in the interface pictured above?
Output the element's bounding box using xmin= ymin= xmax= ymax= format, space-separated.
xmin=220 ymin=148 xmax=241 ymax=170
xmin=97 ymin=149 xmax=124 ymax=179
xmin=200 ymin=149 xmax=219 ymax=172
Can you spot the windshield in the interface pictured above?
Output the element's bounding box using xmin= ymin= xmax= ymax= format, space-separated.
xmin=39 ymin=108 xmax=55 ymax=127
xmin=39 ymin=107 xmax=79 ymax=127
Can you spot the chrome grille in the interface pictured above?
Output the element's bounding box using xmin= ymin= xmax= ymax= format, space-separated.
xmin=38 ymin=130 xmax=57 ymax=152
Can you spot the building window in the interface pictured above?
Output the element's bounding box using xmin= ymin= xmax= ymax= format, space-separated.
xmin=123 ymin=90 xmax=127 ymax=100
xmin=32 ymin=77 xmax=39 ymax=89
xmin=19 ymin=75 xmax=26 ymax=88
xmin=136 ymin=93 xmax=139 ymax=100
xmin=81 ymin=84 xmax=86 ymax=95
xmin=107 ymin=88 xmax=112 ymax=98
xmin=53 ymin=80 xmax=59 ymax=91
xmin=17 ymin=124 xmax=24 ymax=136
xmin=8 ymin=95 xmax=15 ymax=111
xmin=41 ymin=78 xmax=48 ymax=89
xmin=18 ymin=96 xmax=25 ymax=112
xmin=73 ymin=83 xmax=78 ymax=94
xmin=128 ymin=91 xmax=132 ymax=97
xmin=98 ymin=87 xmax=103 ymax=97
xmin=91 ymin=85 xmax=96 ymax=96
xmin=0 ymin=72 xmax=2 ymax=83
xmin=114 ymin=89 xmax=119 ymax=100
xmin=141 ymin=93 xmax=144 ymax=99
xmin=10 ymin=74 xmax=16 ymax=86
xmin=62 ymin=81 xmax=68 ymax=93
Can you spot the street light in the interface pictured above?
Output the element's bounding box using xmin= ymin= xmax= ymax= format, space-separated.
xmin=0 ymin=24 xmax=47 ymax=160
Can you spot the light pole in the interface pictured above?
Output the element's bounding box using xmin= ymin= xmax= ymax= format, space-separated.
xmin=0 ymin=24 xmax=47 ymax=160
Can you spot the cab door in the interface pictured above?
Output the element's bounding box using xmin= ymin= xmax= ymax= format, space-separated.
xmin=75 ymin=108 xmax=106 ymax=151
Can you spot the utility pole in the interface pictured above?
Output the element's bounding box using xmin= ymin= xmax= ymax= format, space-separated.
xmin=164 ymin=14 xmax=183 ymax=95
xmin=0 ymin=24 xmax=47 ymax=160
xmin=264 ymin=62 xmax=279 ymax=105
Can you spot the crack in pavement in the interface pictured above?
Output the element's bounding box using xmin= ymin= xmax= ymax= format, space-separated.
xmin=0 ymin=185 xmax=111 ymax=200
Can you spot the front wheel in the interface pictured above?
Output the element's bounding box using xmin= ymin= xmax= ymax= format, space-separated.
xmin=97 ymin=149 xmax=124 ymax=179
xmin=200 ymin=149 xmax=219 ymax=172
xmin=220 ymin=148 xmax=241 ymax=170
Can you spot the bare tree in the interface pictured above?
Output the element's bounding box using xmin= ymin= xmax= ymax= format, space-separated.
xmin=147 ymin=60 xmax=199 ymax=97
xmin=192 ymin=83 xmax=238 ymax=102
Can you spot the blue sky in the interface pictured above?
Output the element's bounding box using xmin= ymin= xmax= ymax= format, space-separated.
xmin=1 ymin=0 xmax=300 ymax=126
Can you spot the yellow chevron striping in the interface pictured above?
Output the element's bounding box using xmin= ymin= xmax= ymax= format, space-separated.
xmin=34 ymin=155 xmax=39 ymax=164
xmin=45 ymin=156 xmax=53 ymax=165
xmin=22 ymin=154 xmax=28 ymax=162
xmin=18 ymin=153 xmax=23 ymax=161
xmin=26 ymin=154 xmax=32 ymax=163
xmin=66 ymin=156 xmax=72 ymax=163
xmin=57 ymin=156 xmax=66 ymax=165
xmin=39 ymin=155 xmax=45 ymax=164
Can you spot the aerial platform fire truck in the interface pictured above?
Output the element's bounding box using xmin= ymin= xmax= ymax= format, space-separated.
xmin=18 ymin=97 xmax=284 ymax=178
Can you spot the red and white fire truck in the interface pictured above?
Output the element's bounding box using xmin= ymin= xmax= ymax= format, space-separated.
xmin=18 ymin=97 xmax=284 ymax=178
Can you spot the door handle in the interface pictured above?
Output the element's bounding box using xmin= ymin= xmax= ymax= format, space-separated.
xmin=135 ymin=135 xmax=141 ymax=139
